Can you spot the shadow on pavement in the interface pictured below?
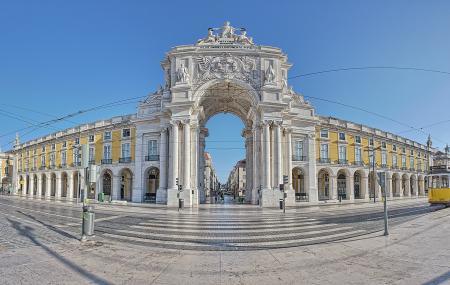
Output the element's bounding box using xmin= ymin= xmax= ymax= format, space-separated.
xmin=6 ymin=217 xmax=112 ymax=285
xmin=422 ymin=271 xmax=450 ymax=285
xmin=18 ymin=210 xmax=79 ymax=240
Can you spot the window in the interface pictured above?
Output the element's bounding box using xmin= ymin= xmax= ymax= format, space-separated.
xmin=320 ymin=129 xmax=328 ymax=138
xmin=418 ymin=152 xmax=421 ymax=158
xmin=33 ymin=157 xmax=37 ymax=168
xmin=62 ymin=141 xmax=67 ymax=148
xmin=103 ymin=145 xmax=111 ymax=159
xmin=392 ymin=155 xmax=397 ymax=167
xmin=42 ymin=146 xmax=46 ymax=152
xmin=402 ymin=147 xmax=406 ymax=153
xmin=104 ymin=131 xmax=112 ymax=140
xmin=355 ymin=147 xmax=362 ymax=162
xmin=294 ymin=140 xmax=303 ymax=158
xmin=410 ymin=149 xmax=414 ymax=156
xmin=320 ymin=144 xmax=328 ymax=159
xmin=61 ymin=151 xmax=67 ymax=165
xmin=369 ymin=152 xmax=374 ymax=166
xmin=381 ymin=142 xmax=386 ymax=149
xmin=148 ymin=140 xmax=158 ymax=155
xmin=393 ymin=144 xmax=397 ymax=151
xmin=339 ymin=132 xmax=346 ymax=141
xmin=401 ymin=155 xmax=406 ymax=168
xmin=89 ymin=134 xmax=95 ymax=143
xmin=50 ymin=153 xmax=55 ymax=167
xmin=355 ymin=135 xmax=361 ymax=144
xmin=338 ymin=145 xmax=347 ymax=161
xmin=74 ymin=138 xmax=80 ymax=145
xmin=121 ymin=143 xmax=131 ymax=158
xmin=89 ymin=147 xmax=95 ymax=162
xmin=41 ymin=154 xmax=46 ymax=166
xmin=410 ymin=157 xmax=414 ymax=169
xmin=381 ymin=151 xmax=387 ymax=166
xmin=369 ymin=138 xmax=374 ymax=146
xmin=417 ymin=160 xmax=422 ymax=171
xmin=51 ymin=143 xmax=56 ymax=150
xmin=73 ymin=148 xmax=80 ymax=163
xmin=122 ymin=128 xmax=131 ymax=138
xmin=33 ymin=149 xmax=37 ymax=155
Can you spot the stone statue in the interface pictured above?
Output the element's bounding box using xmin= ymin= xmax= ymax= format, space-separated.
xmin=237 ymin=30 xmax=253 ymax=45
xmin=176 ymin=63 xmax=190 ymax=84
xmin=221 ymin=21 xmax=235 ymax=38
xmin=265 ymin=64 xmax=275 ymax=84
xmin=197 ymin=28 xmax=216 ymax=44
xmin=281 ymin=73 xmax=288 ymax=90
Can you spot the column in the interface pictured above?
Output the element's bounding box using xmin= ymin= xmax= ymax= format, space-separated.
xmin=397 ymin=177 xmax=403 ymax=197
xmin=37 ymin=175 xmax=42 ymax=197
xmin=348 ymin=175 xmax=354 ymax=201
xmin=286 ymin=129 xmax=293 ymax=190
xmin=330 ymin=175 xmax=337 ymax=200
xmin=167 ymin=120 xmax=179 ymax=206
xmin=199 ymin=129 xmax=206 ymax=203
xmin=405 ymin=178 xmax=411 ymax=197
xmin=413 ymin=179 xmax=419 ymax=197
xmin=156 ymin=127 xmax=168 ymax=203
xmin=112 ymin=174 xmax=120 ymax=200
xmin=386 ymin=177 xmax=393 ymax=198
xmin=263 ymin=121 xmax=271 ymax=189
xmin=182 ymin=120 xmax=191 ymax=206
xmin=191 ymin=124 xmax=199 ymax=206
xmin=252 ymin=124 xmax=260 ymax=205
xmin=361 ymin=173 xmax=369 ymax=200
xmin=46 ymin=174 xmax=52 ymax=199
xmin=23 ymin=176 xmax=28 ymax=197
xmin=28 ymin=176 xmax=34 ymax=197
xmin=68 ymin=173 xmax=74 ymax=200
xmin=274 ymin=122 xmax=283 ymax=188
xmin=55 ymin=172 xmax=62 ymax=199
xmin=307 ymin=134 xmax=318 ymax=202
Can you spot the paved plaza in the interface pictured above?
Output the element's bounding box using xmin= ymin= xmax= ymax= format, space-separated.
xmin=0 ymin=195 xmax=449 ymax=284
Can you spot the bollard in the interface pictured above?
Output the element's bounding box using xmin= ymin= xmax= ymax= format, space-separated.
xmin=279 ymin=199 xmax=284 ymax=210
xmin=81 ymin=205 xmax=95 ymax=241
xmin=178 ymin=198 xmax=184 ymax=210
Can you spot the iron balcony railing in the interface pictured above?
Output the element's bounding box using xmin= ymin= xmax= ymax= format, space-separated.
xmin=39 ymin=166 xmax=46 ymax=170
xmin=292 ymin=155 xmax=306 ymax=161
xmin=145 ymin=155 xmax=160 ymax=161
xmin=31 ymin=167 xmax=36 ymax=171
xmin=101 ymin=159 xmax=112 ymax=165
xmin=380 ymin=164 xmax=388 ymax=168
xmin=353 ymin=161 xmax=364 ymax=166
xmin=317 ymin=158 xmax=331 ymax=164
xmin=391 ymin=165 xmax=399 ymax=170
xmin=119 ymin=157 xmax=132 ymax=163
xmin=88 ymin=160 xmax=96 ymax=165
xmin=401 ymin=166 xmax=408 ymax=170
xmin=409 ymin=167 xmax=415 ymax=171
xmin=336 ymin=159 xmax=348 ymax=165
xmin=71 ymin=161 xmax=81 ymax=167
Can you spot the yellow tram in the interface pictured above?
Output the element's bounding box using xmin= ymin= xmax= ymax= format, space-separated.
xmin=428 ymin=173 xmax=450 ymax=206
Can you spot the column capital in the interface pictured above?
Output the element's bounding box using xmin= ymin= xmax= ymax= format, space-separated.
xmin=273 ymin=120 xmax=283 ymax=127
xmin=262 ymin=120 xmax=272 ymax=127
xmin=181 ymin=118 xmax=191 ymax=125
xmin=160 ymin=127 xmax=169 ymax=134
xmin=170 ymin=120 xmax=181 ymax=127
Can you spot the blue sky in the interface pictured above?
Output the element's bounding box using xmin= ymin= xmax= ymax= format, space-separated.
xmin=1 ymin=0 xmax=449 ymax=182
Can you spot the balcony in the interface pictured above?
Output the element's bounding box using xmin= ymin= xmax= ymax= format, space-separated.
xmin=380 ymin=164 xmax=388 ymax=168
xmin=391 ymin=165 xmax=399 ymax=170
xmin=31 ymin=167 xmax=36 ymax=171
xmin=336 ymin=159 xmax=348 ymax=165
xmin=101 ymin=159 xmax=112 ymax=165
xmin=292 ymin=155 xmax=306 ymax=161
xmin=88 ymin=160 xmax=96 ymax=165
xmin=119 ymin=157 xmax=132 ymax=163
xmin=409 ymin=168 xmax=415 ymax=171
xmin=71 ymin=161 xmax=81 ymax=167
xmin=145 ymin=155 xmax=160 ymax=161
xmin=401 ymin=167 xmax=408 ymax=171
xmin=59 ymin=163 xmax=66 ymax=168
xmin=39 ymin=166 xmax=46 ymax=170
xmin=317 ymin=158 xmax=331 ymax=164
xmin=353 ymin=161 xmax=364 ymax=166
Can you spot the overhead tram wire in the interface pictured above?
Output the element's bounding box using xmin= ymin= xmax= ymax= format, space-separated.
xmin=4 ymin=64 xmax=450 ymax=149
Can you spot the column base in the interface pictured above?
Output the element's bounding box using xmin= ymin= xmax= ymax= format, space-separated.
xmin=260 ymin=188 xmax=283 ymax=207
xmin=156 ymin=188 xmax=167 ymax=204
xmin=167 ymin=187 xmax=179 ymax=207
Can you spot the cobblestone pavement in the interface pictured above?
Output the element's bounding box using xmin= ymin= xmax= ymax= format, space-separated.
xmin=0 ymin=195 xmax=443 ymax=252
xmin=0 ymin=196 xmax=448 ymax=285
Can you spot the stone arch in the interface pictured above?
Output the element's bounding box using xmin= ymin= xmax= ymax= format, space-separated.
xmin=410 ymin=174 xmax=417 ymax=196
xmin=41 ymin=173 xmax=47 ymax=197
xmin=353 ymin=169 xmax=366 ymax=199
xmin=317 ymin=168 xmax=333 ymax=201
xmin=144 ymin=167 xmax=159 ymax=203
xmin=336 ymin=168 xmax=351 ymax=200
xmin=101 ymin=169 xmax=113 ymax=200
xmin=61 ymin=172 xmax=68 ymax=198
xmin=195 ymin=80 xmax=257 ymax=128
xmin=50 ymin=173 xmax=57 ymax=197
xmin=72 ymin=171 xmax=80 ymax=199
xmin=392 ymin=173 xmax=401 ymax=197
xmin=292 ymin=167 xmax=306 ymax=201
xmin=119 ymin=168 xmax=133 ymax=201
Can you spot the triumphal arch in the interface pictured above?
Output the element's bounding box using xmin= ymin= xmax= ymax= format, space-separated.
xmin=135 ymin=22 xmax=318 ymax=207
